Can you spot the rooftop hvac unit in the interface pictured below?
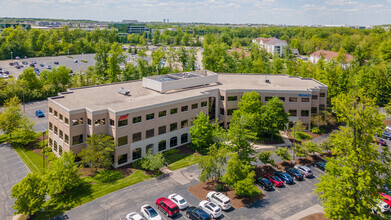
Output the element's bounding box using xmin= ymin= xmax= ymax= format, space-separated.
xmin=118 ymin=87 xmax=130 ymax=95
xmin=264 ymin=76 xmax=270 ymax=83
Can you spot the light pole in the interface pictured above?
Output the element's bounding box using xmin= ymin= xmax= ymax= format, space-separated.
xmin=42 ymin=132 xmax=45 ymax=175
xmin=22 ymin=86 xmax=25 ymax=115
xmin=11 ymin=51 xmax=13 ymax=61
xmin=67 ymin=49 xmax=69 ymax=57
xmin=292 ymin=121 xmax=296 ymax=165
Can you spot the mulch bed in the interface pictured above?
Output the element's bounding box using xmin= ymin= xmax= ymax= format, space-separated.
xmin=273 ymin=155 xmax=326 ymax=172
xmin=385 ymin=119 xmax=391 ymax=126
xmin=188 ymin=180 xmax=265 ymax=209
xmin=254 ymin=164 xmax=277 ymax=177
xmin=301 ymin=213 xmax=329 ymax=220
xmin=176 ymin=144 xmax=196 ymax=155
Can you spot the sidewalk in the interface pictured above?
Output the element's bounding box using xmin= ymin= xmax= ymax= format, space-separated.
xmin=253 ymin=131 xmax=292 ymax=151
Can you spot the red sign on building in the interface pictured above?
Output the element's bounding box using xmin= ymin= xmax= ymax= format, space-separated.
xmin=119 ymin=114 xmax=129 ymax=120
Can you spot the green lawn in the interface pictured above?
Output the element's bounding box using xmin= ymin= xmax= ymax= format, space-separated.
xmin=13 ymin=146 xmax=46 ymax=174
xmin=166 ymin=153 xmax=203 ymax=170
xmin=0 ymin=133 xmax=8 ymax=144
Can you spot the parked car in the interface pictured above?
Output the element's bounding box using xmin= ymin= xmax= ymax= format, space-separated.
xmin=22 ymin=61 xmax=28 ymax=65
xmin=382 ymin=132 xmax=391 ymax=140
xmin=294 ymin=165 xmax=314 ymax=178
xmin=46 ymin=65 xmax=51 ymax=69
xmin=29 ymin=64 xmax=35 ymax=67
xmin=31 ymin=60 xmax=37 ymax=64
xmin=9 ymin=62 xmax=14 ymax=66
xmin=314 ymin=162 xmax=327 ymax=171
xmin=140 ymin=205 xmax=161 ymax=220
xmin=265 ymin=174 xmax=284 ymax=187
xmin=40 ymin=64 xmax=44 ymax=67
xmin=275 ymin=171 xmax=294 ymax=184
xmin=15 ymin=65 xmax=21 ymax=69
xmin=35 ymin=110 xmax=45 ymax=118
xmin=125 ymin=212 xmax=144 ymax=220
xmin=54 ymin=61 xmax=59 ymax=64
xmin=206 ymin=191 xmax=231 ymax=210
xmin=74 ymin=59 xmax=78 ymax=63
xmin=168 ymin=193 xmax=188 ymax=209
xmin=15 ymin=56 xmax=20 ymax=59
xmin=381 ymin=193 xmax=391 ymax=207
xmin=155 ymin=197 xmax=179 ymax=217
xmin=199 ymin=201 xmax=222 ymax=219
xmin=255 ymin=177 xmax=273 ymax=191
xmin=186 ymin=206 xmax=211 ymax=220
xmin=377 ymin=200 xmax=391 ymax=213
xmin=285 ymin=168 xmax=304 ymax=181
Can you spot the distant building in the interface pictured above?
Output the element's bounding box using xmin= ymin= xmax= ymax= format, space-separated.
xmin=228 ymin=48 xmax=250 ymax=58
xmin=252 ymin=37 xmax=288 ymax=57
xmin=309 ymin=50 xmax=354 ymax=65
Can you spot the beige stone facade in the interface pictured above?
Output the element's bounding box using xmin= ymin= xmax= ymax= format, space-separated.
xmin=48 ymin=71 xmax=327 ymax=167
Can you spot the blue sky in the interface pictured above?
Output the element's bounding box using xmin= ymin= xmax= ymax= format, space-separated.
xmin=1 ymin=0 xmax=390 ymax=25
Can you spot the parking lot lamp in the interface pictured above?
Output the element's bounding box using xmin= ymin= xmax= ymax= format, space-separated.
xmin=42 ymin=131 xmax=45 ymax=175
xmin=11 ymin=51 xmax=13 ymax=61
xmin=67 ymin=49 xmax=69 ymax=57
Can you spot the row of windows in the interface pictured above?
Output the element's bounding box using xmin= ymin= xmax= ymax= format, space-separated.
xmin=49 ymin=123 xmax=70 ymax=144
xmin=220 ymin=96 xmax=238 ymax=101
xmin=116 ymin=101 xmax=207 ymax=127
xmin=49 ymin=138 xmax=63 ymax=155
xmin=87 ymin=118 xmax=105 ymax=126
xmin=117 ymin=119 xmax=191 ymax=146
xmin=49 ymin=107 xmax=70 ymax=125
xmin=220 ymin=94 xmax=326 ymax=103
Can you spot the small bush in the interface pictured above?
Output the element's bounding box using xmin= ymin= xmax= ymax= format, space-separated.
xmin=216 ymin=183 xmax=224 ymax=192
xmin=81 ymin=60 xmax=88 ymax=63
xmin=94 ymin=170 xmax=124 ymax=183
xmin=294 ymin=131 xmax=311 ymax=141
xmin=163 ymin=149 xmax=180 ymax=156
xmin=311 ymin=127 xmax=322 ymax=134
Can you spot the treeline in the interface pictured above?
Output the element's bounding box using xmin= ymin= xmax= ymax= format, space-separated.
xmin=201 ymin=31 xmax=391 ymax=107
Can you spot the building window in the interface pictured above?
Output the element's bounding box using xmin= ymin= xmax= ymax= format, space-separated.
xmin=54 ymin=141 xmax=57 ymax=151
xmin=49 ymin=122 xmax=53 ymax=131
xmin=170 ymin=122 xmax=177 ymax=132
xmin=301 ymin=98 xmax=310 ymax=102
xmin=181 ymin=134 xmax=188 ymax=144
xmin=279 ymin=97 xmax=285 ymax=102
xmin=118 ymin=154 xmax=128 ymax=165
xmin=181 ymin=105 xmax=188 ymax=112
xmin=110 ymin=119 xmax=115 ymax=126
xmin=118 ymin=119 xmax=128 ymax=127
xmin=220 ymin=108 xmax=224 ymax=115
xmin=289 ymin=110 xmax=297 ymax=116
xmin=132 ymin=148 xmax=141 ymax=160
xmin=49 ymin=107 xmax=53 ymax=114
xmin=301 ymin=110 xmax=310 ymax=117
xmin=159 ymin=110 xmax=166 ymax=117
xmin=72 ymin=134 xmax=83 ymax=145
xmin=228 ymin=96 xmax=238 ymax=101
xmin=265 ymin=97 xmax=272 ymax=102
xmin=54 ymin=110 xmax=58 ymax=117
xmin=146 ymin=113 xmax=154 ymax=120
xmin=311 ymin=107 xmax=318 ymax=115
xmin=65 ymin=117 xmax=69 ymax=125
xmin=132 ymin=132 xmax=142 ymax=142
xmin=59 ymin=114 xmax=63 ymax=121
xmin=59 ymin=145 xmax=63 ymax=155
xmin=146 ymin=129 xmax=154 ymax=138
xmin=191 ymin=103 xmax=198 ymax=109
xmin=54 ymin=126 xmax=58 ymax=135
xmin=158 ymin=126 xmax=166 ymax=135
xmin=95 ymin=118 xmax=105 ymax=126
xmin=87 ymin=118 xmax=92 ymax=126
xmin=220 ymin=96 xmax=225 ymax=101
xmin=49 ymin=138 xmax=52 ymax=147
xmin=133 ymin=116 xmax=142 ymax=124
xmin=312 ymin=95 xmax=318 ymax=100
xmin=289 ymin=97 xmax=298 ymax=102
xmin=59 ymin=130 xmax=63 ymax=139
xmin=319 ymin=104 xmax=325 ymax=111
xmin=170 ymin=108 xmax=178 ymax=115
xmin=65 ymin=134 xmax=69 ymax=144
xmin=227 ymin=109 xmax=235 ymax=116
xmin=118 ymin=136 xmax=128 ymax=146
xmin=181 ymin=120 xmax=188 ymax=128
xmin=158 ymin=140 xmax=166 ymax=151
xmin=170 ymin=137 xmax=178 ymax=148
xmin=72 ymin=118 xmax=83 ymax=126
xmin=201 ymin=101 xmax=207 ymax=107
xmin=320 ymin=93 xmax=325 ymax=97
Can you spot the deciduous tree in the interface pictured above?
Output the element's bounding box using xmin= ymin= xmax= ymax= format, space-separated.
xmin=78 ymin=134 xmax=115 ymax=171
xmin=260 ymin=97 xmax=289 ymax=140
xmin=275 ymin=147 xmax=291 ymax=161
xmin=139 ymin=148 xmax=165 ymax=171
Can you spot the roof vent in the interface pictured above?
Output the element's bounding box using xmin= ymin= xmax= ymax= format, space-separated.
xmin=118 ymin=87 xmax=130 ymax=95
xmin=264 ymin=76 xmax=271 ymax=83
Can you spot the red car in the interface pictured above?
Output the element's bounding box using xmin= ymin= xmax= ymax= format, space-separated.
xmin=156 ymin=197 xmax=179 ymax=217
xmin=380 ymin=193 xmax=391 ymax=206
xmin=265 ymin=174 xmax=284 ymax=187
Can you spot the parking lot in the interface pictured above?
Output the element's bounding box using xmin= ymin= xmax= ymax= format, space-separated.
xmin=24 ymin=100 xmax=49 ymax=132
xmin=58 ymin=162 xmax=326 ymax=220
xmin=0 ymin=53 xmax=151 ymax=79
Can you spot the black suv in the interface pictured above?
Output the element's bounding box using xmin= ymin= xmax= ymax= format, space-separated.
xmin=286 ymin=168 xmax=304 ymax=181
xmin=186 ymin=206 xmax=211 ymax=220
xmin=255 ymin=177 xmax=273 ymax=191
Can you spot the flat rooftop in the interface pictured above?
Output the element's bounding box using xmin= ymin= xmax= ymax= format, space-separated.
xmin=49 ymin=72 xmax=327 ymax=113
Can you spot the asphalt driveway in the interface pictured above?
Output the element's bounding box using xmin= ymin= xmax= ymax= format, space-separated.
xmin=0 ymin=143 xmax=30 ymax=220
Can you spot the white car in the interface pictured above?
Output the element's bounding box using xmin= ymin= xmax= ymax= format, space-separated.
xmin=206 ymin=191 xmax=231 ymax=210
xmin=140 ymin=205 xmax=161 ymax=220
xmin=372 ymin=200 xmax=390 ymax=214
xmin=199 ymin=200 xmax=222 ymax=219
xmin=294 ymin=165 xmax=313 ymax=178
xmin=125 ymin=212 xmax=144 ymax=220
xmin=168 ymin=193 xmax=188 ymax=209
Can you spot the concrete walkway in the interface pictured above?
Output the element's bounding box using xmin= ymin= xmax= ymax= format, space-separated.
xmin=0 ymin=143 xmax=30 ymax=220
xmin=285 ymin=204 xmax=324 ymax=220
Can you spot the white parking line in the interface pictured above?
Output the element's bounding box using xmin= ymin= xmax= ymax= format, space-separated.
xmin=284 ymin=184 xmax=292 ymax=190
xmin=274 ymin=187 xmax=281 ymax=193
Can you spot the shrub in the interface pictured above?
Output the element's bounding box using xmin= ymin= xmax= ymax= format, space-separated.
xmin=216 ymin=183 xmax=224 ymax=192
xmin=311 ymin=127 xmax=322 ymax=134
xmin=275 ymin=147 xmax=291 ymax=161
xmin=257 ymin=151 xmax=275 ymax=164
xmin=163 ymin=149 xmax=179 ymax=156
xmin=94 ymin=170 xmax=124 ymax=183
xmin=294 ymin=131 xmax=311 ymax=141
